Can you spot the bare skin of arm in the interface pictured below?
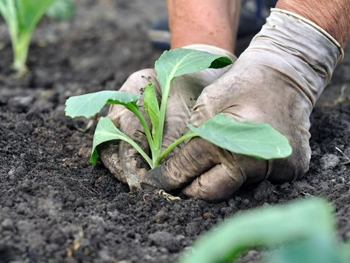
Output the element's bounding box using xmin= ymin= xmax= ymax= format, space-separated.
xmin=168 ymin=0 xmax=240 ymax=51
xmin=276 ymin=0 xmax=350 ymax=47
xmin=168 ymin=0 xmax=350 ymax=49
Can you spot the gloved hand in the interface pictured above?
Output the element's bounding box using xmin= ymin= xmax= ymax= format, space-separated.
xmin=99 ymin=45 xmax=235 ymax=191
xmin=141 ymin=9 xmax=343 ymax=201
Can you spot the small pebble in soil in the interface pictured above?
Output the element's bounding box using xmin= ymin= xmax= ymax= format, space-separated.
xmin=8 ymin=95 xmax=35 ymax=113
xmin=320 ymin=154 xmax=340 ymax=170
xmin=202 ymin=211 xmax=215 ymax=220
xmin=148 ymin=231 xmax=180 ymax=253
xmin=1 ymin=218 xmax=15 ymax=231
xmin=15 ymin=121 xmax=33 ymax=135
xmin=154 ymin=209 xmax=168 ymax=224
xmin=254 ymin=181 xmax=270 ymax=201
xmin=14 ymin=165 xmax=27 ymax=177
xmin=16 ymin=203 xmax=31 ymax=215
xmin=16 ymin=220 xmax=35 ymax=233
xmin=78 ymin=147 xmax=91 ymax=158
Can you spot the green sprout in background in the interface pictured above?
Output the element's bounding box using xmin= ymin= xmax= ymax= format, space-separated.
xmin=65 ymin=48 xmax=292 ymax=169
xmin=0 ymin=0 xmax=74 ymax=75
xmin=46 ymin=0 xmax=74 ymax=20
xmin=178 ymin=198 xmax=350 ymax=263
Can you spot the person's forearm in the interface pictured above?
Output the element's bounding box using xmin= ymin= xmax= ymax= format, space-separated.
xmin=276 ymin=0 xmax=350 ymax=47
xmin=167 ymin=0 xmax=240 ymax=52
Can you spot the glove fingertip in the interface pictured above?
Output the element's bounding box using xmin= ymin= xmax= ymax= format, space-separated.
xmin=141 ymin=166 xmax=162 ymax=189
xmin=141 ymin=165 xmax=173 ymax=191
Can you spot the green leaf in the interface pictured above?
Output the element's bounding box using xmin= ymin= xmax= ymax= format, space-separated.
xmin=65 ymin=90 xmax=140 ymax=118
xmin=188 ymin=113 xmax=292 ymax=160
xmin=90 ymin=117 xmax=131 ymax=165
xmin=0 ymin=1 xmax=13 ymax=22
xmin=90 ymin=117 xmax=151 ymax=167
xmin=15 ymin=0 xmax=56 ymax=33
xmin=267 ymin=238 xmax=346 ymax=263
xmin=142 ymin=82 xmax=160 ymax=136
xmin=155 ymin=48 xmax=232 ymax=93
xmin=154 ymin=48 xmax=233 ymax=158
xmin=178 ymin=198 xmax=338 ymax=263
xmin=46 ymin=0 xmax=74 ymax=20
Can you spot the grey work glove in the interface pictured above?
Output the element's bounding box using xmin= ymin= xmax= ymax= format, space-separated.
xmin=141 ymin=9 xmax=343 ymax=201
xmin=99 ymin=45 xmax=235 ymax=191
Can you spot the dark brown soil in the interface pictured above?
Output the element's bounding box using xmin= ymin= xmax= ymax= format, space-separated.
xmin=1 ymin=1 xmax=350 ymax=262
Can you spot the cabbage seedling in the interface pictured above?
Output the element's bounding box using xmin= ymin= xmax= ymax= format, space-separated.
xmin=46 ymin=0 xmax=74 ymax=20
xmin=178 ymin=198 xmax=350 ymax=263
xmin=0 ymin=0 xmax=56 ymax=74
xmin=65 ymin=48 xmax=292 ymax=169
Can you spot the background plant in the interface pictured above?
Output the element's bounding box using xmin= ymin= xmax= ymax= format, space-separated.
xmin=46 ymin=0 xmax=74 ymax=20
xmin=178 ymin=198 xmax=350 ymax=263
xmin=65 ymin=49 xmax=292 ymax=169
xmin=0 ymin=0 xmax=74 ymax=74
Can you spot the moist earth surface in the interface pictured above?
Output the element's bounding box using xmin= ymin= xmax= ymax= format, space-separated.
xmin=0 ymin=1 xmax=350 ymax=262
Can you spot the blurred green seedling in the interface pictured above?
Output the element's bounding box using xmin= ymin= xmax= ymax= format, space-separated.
xmin=65 ymin=48 xmax=292 ymax=169
xmin=0 ymin=0 xmax=74 ymax=74
xmin=178 ymin=198 xmax=350 ymax=263
xmin=46 ymin=0 xmax=74 ymax=20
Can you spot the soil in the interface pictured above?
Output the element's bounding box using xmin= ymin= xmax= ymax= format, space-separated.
xmin=1 ymin=1 xmax=350 ymax=263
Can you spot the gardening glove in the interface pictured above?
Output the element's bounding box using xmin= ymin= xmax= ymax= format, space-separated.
xmin=141 ymin=9 xmax=343 ymax=201
xmin=99 ymin=45 xmax=235 ymax=191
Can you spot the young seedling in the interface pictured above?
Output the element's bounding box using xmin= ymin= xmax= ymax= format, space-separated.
xmin=178 ymin=198 xmax=350 ymax=263
xmin=65 ymin=48 xmax=292 ymax=169
xmin=0 ymin=0 xmax=61 ymax=74
xmin=46 ymin=0 xmax=74 ymax=20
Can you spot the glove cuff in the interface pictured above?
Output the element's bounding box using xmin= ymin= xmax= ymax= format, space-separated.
xmin=245 ymin=9 xmax=342 ymax=105
xmin=182 ymin=44 xmax=237 ymax=62
xmin=271 ymin=8 xmax=344 ymax=64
